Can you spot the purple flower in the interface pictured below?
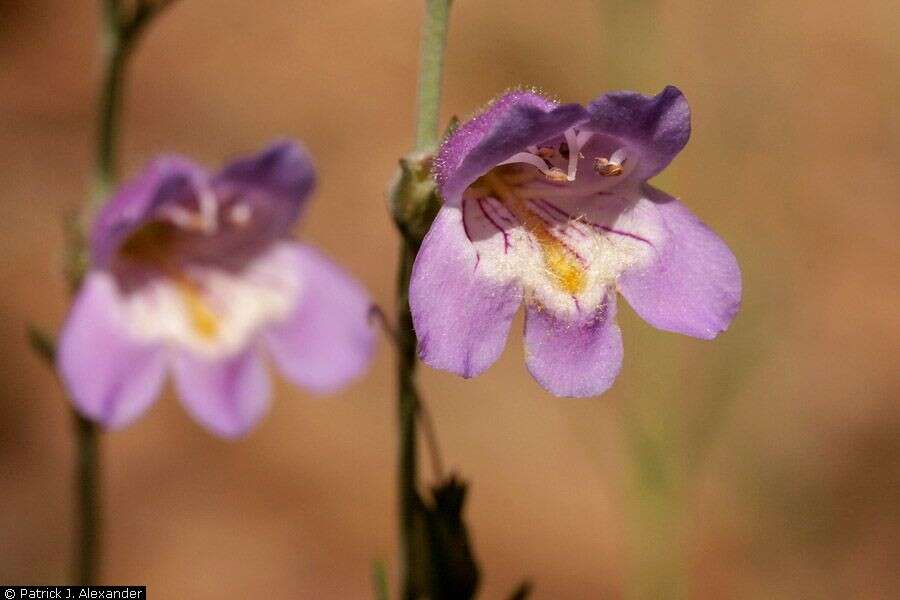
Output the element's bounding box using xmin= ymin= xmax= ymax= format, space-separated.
xmin=58 ymin=141 xmax=375 ymax=437
xmin=410 ymin=87 xmax=741 ymax=397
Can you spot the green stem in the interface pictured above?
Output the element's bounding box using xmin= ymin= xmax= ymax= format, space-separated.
xmin=397 ymin=241 xmax=421 ymax=600
xmin=92 ymin=0 xmax=165 ymax=213
xmin=396 ymin=3 xmax=452 ymax=598
xmin=413 ymin=0 xmax=452 ymax=152
xmin=398 ymin=3 xmax=452 ymax=597
xmin=68 ymin=2 xmax=126 ymax=583
xmin=67 ymin=0 xmax=174 ymax=584
xmin=93 ymin=40 xmax=127 ymax=208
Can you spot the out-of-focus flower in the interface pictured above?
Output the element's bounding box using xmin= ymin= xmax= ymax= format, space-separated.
xmin=410 ymin=87 xmax=741 ymax=397
xmin=59 ymin=141 xmax=375 ymax=437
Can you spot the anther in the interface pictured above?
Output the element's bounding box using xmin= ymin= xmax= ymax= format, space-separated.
xmin=593 ymin=148 xmax=627 ymax=177
xmin=498 ymin=152 xmax=571 ymax=182
xmin=593 ymin=158 xmax=623 ymax=176
xmin=545 ymin=167 xmax=569 ymax=182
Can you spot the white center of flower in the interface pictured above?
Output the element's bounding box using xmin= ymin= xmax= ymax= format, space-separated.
xmin=461 ymin=132 xmax=657 ymax=319
xmin=120 ymin=242 xmax=303 ymax=358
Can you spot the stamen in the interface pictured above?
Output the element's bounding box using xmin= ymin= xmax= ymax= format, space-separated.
xmin=545 ymin=167 xmax=569 ymax=182
xmin=229 ymin=202 xmax=252 ymax=226
xmin=159 ymin=189 xmax=221 ymax=233
xmin=564 ymin=129 xmax=580 ymax=181
xmin=593 ymin=148 xmax=627 ymax=177
xmin=162 ymin=205 xmax=198 ymax=229
xmin=498 ymin=129 xmax=595 ymax=184
xmin=499 ymin=152 xmax=569 ymax=182
xmin=198 ymin=189 xmax=219 ymax=234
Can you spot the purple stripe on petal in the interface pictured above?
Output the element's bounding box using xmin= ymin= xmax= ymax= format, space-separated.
xmin=410 ymin=205 xmax=522 ymax=378
xmin=264 ymin=243 xmax=375 ymax=394
xmin=585 ymin=85 xmax=690 ymax=181
xmin=619 ymin=185 xmax=742 ymax=339
xmin=57 ymin=273 xmax=167 ymax=429
xmin=435 ymin=90 xmax=590 ymax=205
xmin=524 ymin=294 xmax=623 ymax=398
xmin=172 ymin=349 xmax=271 ymax=438
xmin=476 ymin=197 xmax=511 ymax=253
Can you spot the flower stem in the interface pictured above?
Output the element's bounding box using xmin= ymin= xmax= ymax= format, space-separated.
xmin=73 ymin=413 xmax=101 ymax=584
xmin=92 ymin=21 xmax=127 ymax=208
xmin=396 ymin=241 xmax=422 ymax=600
xmin=91 ymin=0 xmax=174 ymax=215
xmin=66 ymin=0 xmax=174 ymax=584
xmin=413 ymin=0 xmax=452 ymax=152
xmin=398 ymin=3 xmax=452 ymax=597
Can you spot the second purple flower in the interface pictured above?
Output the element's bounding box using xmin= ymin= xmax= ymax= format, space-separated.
xmin=410 ymin=86 xmax=742 ymax=397
xmin=58 ymin=141 xmax=375 ymax=437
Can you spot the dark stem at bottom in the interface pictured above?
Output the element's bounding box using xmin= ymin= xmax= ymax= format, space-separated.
xmin=73 ymin=412 xmax=100 ymax=584
xmin=397 ymin=240 xmax=423 ymax=600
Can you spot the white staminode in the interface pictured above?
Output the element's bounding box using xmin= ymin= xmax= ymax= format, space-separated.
xmin=498 ymin=127 xmax=594 ymax=182
xmin=563 ymin=129 xmax=580 ymax=180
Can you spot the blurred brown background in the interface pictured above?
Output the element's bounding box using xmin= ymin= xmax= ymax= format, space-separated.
xmin=1 ymin=1 xmax=898 ymax=598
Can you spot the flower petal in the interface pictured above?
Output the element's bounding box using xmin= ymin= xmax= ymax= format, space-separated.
xmin=584 ymin=85 xmax=690 ymax=181
xmin=410 ymin=205 xmax=523 ymax=377
xmin=524 ymin=294 xmax=623 ymax=397
xmin=435 ymin=90 xmax=590 ymax=204
xmin=57 ymin=272 xmax=167 ymax=429
xmin=91 ymin=156 xmax=206 ymax=267
xmin=264 ymin=244 xmax=375 ymax=393
xmin=172 ymin=349 xmax=271 ymax=438
xmin=618 ymin=185 xmax=741 ymax=339
xmin=213 ymin=140 xmax=315 ymax=230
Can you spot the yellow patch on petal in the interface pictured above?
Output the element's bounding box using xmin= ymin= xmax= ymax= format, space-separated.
xmin=121 ymin=222 xmax=220 ymax=339
xmin=482 ymin=171 xmax=586 ymax=296
xmin=539 ymin=240 xmax=586 ymax=295
xmin=176 ymin=280 xmax=219 ymax=339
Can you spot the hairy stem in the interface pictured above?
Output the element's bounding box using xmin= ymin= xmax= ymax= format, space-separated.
xmin=414 ymin=0 xmax=452 ymax=152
